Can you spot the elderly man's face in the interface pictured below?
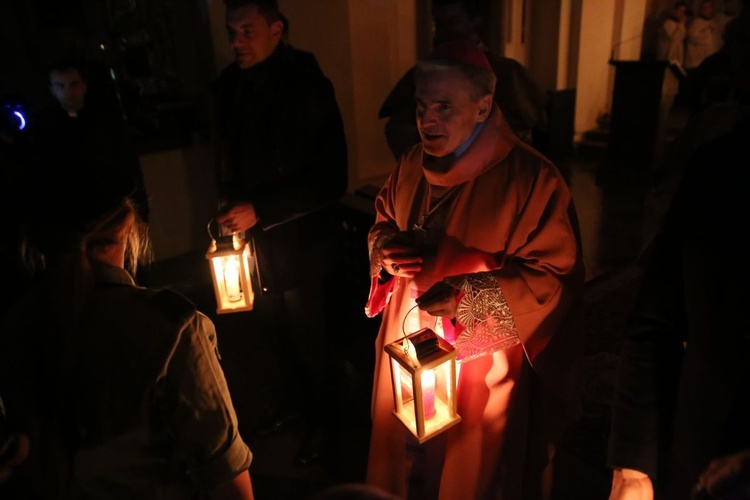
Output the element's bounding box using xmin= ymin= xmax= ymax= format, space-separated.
xmin=49 ymin=69 xmax=86 ymax=113
xmin=226 ymin=4 xmax=283 ymax=69
xmin=416 ymin=70 xmax=492 ymax=158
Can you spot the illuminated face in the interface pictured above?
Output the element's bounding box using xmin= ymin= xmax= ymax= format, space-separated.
xmin=49 ymin=69 xmax=87 ymax=113
xmin=416 ymin=70 xmax=492 ymax=158
xmin=226 ymin=4 xmax=283 ymax=69
xmin=432 ymin=2 xmax=481 ymax=47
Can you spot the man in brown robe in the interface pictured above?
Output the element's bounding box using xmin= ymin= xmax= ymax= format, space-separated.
xmin=364 ymin=40 xmax=585 ymax=499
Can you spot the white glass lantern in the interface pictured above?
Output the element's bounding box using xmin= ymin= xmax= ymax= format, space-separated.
xmin=206 ymin=221 xmax=254 ymax=314
xmin=384 ymin=328 xmax=461 ymax=443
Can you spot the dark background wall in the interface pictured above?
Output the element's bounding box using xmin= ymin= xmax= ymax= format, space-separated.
xmin=0 ymin=0 xmax=216 ymax=154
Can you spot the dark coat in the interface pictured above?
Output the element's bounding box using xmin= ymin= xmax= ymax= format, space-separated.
xmin=607 ymin=113 xmax=750 ymax=498
xmin=213 ymin=42 xmax=348 ymax=294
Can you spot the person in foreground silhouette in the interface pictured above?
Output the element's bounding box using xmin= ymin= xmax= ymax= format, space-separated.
xmin=0 ymin=148 xmax=254 ymax=499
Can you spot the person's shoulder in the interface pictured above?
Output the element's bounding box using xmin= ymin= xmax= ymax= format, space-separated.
xmin=288 ymin=45 xmax=322 ymax=72
xmin=276 ymin=44 xmax=330 ymax=83
xmin=29 ymin=105 xmax=66 ymax=128
xmin=146 ymin=288 xmax=199 ymax=326
xmin=379 ymin=66 xmax=417 ymax=118
xmin=484 ymin=49 xmax=524 ymax=68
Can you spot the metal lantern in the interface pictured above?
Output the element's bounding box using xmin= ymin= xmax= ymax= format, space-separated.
xmin=206 ymin=220 xmax=254 ymax=314
xmin=384 ymin=327 xmax=461 ymax=443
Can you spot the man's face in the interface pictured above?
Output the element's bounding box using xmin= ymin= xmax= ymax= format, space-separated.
xmin=49 ymin=69 xmax=86 ymax=112
xmin=432 ymin=2 xmax=481 ymax=47
xmin=226 ymin=4 xmax=283 ymax=69
xmin=416 ymin=70 xmax=492 ymax=158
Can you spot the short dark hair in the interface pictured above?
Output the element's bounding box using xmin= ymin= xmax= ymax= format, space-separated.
xmin=223 ymin=0 xmax=281 ymax=23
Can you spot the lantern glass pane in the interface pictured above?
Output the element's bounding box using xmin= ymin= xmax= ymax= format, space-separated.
xmin=397 ymin=362 xmax=414 ymax=406
xmin=385 ymin=328 xmax=461 ymax=443
xmin=208 ymin=246 xmax=253 ymax=313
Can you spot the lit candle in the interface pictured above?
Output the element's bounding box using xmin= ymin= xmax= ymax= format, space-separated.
xmin=224 ymin=258 xmax=242 ymax=302
xmin=421 ymin=369 xmax=436 ymax=419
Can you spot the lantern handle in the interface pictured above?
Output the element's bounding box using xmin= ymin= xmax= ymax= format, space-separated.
xmin=401 ymin=304 xmax=421 ymax=355
xmin=207 ymin=217 xmax=232 ymax=242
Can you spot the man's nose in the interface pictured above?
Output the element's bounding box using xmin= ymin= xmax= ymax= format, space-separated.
xmin=417 ymin=108 xmax=437 ymax=125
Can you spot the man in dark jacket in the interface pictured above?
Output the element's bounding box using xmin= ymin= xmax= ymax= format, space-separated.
xmin=213 ymin=0 xmax=348 ymax=467
xmin=29 ymin=60 xmax=150 ymax=224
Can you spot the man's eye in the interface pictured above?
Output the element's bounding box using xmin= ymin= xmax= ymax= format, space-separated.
xmin=439 ymin=104 xmax=452 ymax=111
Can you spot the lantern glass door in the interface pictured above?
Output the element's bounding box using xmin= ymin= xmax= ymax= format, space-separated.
xmin=385 ymin=328 xmax=461 ymax=443
xmin=206 ymin=232 xmax=254 ymax=314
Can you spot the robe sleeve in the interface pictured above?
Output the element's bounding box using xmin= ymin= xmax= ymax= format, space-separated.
xmin=364 ymin=166 xmax=402 ymax=318
xmin=443 ymin=272 xmax=522 ymax=362
xmin=442 ymin=160 xmax=583 ymax=363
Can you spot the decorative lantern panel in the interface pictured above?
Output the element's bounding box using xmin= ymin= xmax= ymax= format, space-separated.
xmin=384 ymin=328 xmax=461 ymax=443
xmin=206 ymin=231 xmax=254 ymax=314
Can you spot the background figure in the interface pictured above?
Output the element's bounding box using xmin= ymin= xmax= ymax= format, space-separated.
xmin=0 ymin=148 xmax=254 ymax=499
xmin=684 ymin=0 xmax=720 ymax=70
xmin=365 ymin=40 xmax=584 ymax=499
xmin=378 ymin=0 xmax=548 ymax=160
xmin=213 ymin=0 xmax=348 ymax=467
xmin=657 ymin=1 xmax=689 ymax=63
xmin=607 ymin=113 xmax=750 ymax=500
xmin=713 ymin=0 xmax=742 ymax=49
xmin=682 ymin=0 xmax=750 ymax=118
xmin=27 ymin=59 xmax=150 ymax=224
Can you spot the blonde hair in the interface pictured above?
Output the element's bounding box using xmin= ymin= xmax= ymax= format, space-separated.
xmin=83 ymin=197 xmax=153 ymax=277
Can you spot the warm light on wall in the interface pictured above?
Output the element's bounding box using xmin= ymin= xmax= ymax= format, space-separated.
xmin=384 ymin=328 xmax=461 ymax=443
xmin=206 ymin=220 xmax=254 ymax=314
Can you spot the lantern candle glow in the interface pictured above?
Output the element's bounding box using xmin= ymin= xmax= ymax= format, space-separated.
xmin=206 ymin=224 xmax=254 ymax=314
xmin=384 ymin=328 xmax=461 ymax=443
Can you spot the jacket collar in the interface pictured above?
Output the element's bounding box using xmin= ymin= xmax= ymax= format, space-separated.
xmin=91 ymin=261 xmax=137 ymax=287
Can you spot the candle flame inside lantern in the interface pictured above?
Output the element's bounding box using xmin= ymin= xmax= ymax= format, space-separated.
xmin=224 ymin=256 xmax=242 ymax=302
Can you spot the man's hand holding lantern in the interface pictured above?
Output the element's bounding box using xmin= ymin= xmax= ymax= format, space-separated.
xmin=415 ymin=281 xmax=460 ymax=319
xmin=216 ymin=202 xmax=259 ymax=233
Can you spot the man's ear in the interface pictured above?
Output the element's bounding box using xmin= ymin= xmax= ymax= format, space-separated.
xmin=477 ymin=94 xmax=493 ymax=122
xmin=270 ymin=19 xmax=283 ymax=41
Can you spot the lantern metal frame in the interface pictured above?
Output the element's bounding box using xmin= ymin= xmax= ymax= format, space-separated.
xmin=205 ymin=219 xmax=255 ymax=314
xmin=384 ymin=327 xmax=461 ymax=443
